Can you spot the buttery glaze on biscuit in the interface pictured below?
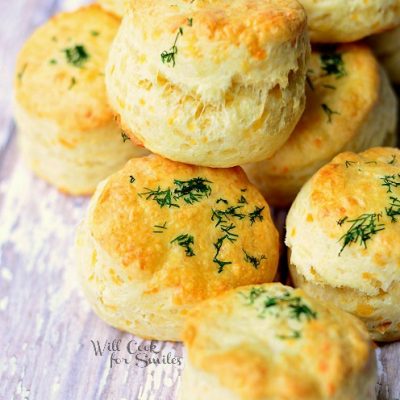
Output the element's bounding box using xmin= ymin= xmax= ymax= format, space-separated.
xmin=287 ymin=147 xmax=400 ymax=341
xmin=106 ymin=0 xmax=309 ymax=167
xmin=244 ymin=44 xmax=397 ymax=207
xmin=180 ymin=283 xmax=377 ymax=400
xmin=76 ymin=155 xmax=279 ymax=341
xmin=300 ymin=0 xmax=400 ymax=43
xmin=14 ymin=5 xmax=147 ymax=195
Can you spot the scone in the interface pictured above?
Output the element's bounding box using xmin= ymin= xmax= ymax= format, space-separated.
xmin=75 ymin=155 xmax=279 ymax=341
xmin=244 ymin=44 xmax=398 ymax=207
xmin=180 ymin=283 xmax=377 ymax=400
xmin=300 ymin=0 xmax=400 ymax=43
xmin=368 ymin=26 xmax=400 ymax=84
xmin=106 ymin=0 xmax=309 ymax=167
xmin=98 ymin=0 xmax=126 ymax=17
xmin=14 ymin=5 xmax=148 ymax=195
xmin=286 ymin=147 xmax=400 ymax=341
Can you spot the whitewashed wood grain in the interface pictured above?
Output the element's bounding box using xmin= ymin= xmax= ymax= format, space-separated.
xmin=0 ymin=1 xmax=399 ymax=399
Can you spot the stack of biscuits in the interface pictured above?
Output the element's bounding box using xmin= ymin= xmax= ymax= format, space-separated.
xmin=14 ymin=0 xmax=400 ymax=398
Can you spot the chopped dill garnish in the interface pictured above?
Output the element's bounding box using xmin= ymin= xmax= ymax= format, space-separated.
xmin=243 ymin=249 xmax=266 ymax=269
xmin=337 ymin=216 xmax=348 ymax=226
xmin=187 ymin=18 xmax=193 ymax=26
xmin=121 ymin=132 xmax=130 ymax=142
xmin=261 ymin=292 xmax=317 ymax=321
xmin=212 ymin=205 xmax=245 ymax=227
xmin=49 ymin=59 xmax=57 ymax=65
xmin=211 ymin=205 xmax=245 ymax=272
xmin=381 ymin=174 xmax=400 ymax=193
xmin=320 ymin=51 xmax=346 ymax=78
xmin=345 ymin=160 xmax=356 ymax=168
xmin=306 ymin=74 xmax=314 ymax=91
xmin=63 ymin=44 xmax=89 ymax=67
xmin=365 ymin=161 xmax=377 ymax=165
xmin=322 ymin=84 xmax=336 ymax=90
xmin=220 ymin=223 xmax=238 ymax=242
xmin=248 ymin=206 xmax=265 ymax=225
xmin=238 ymin=195 xmax=248 ymax=204
xmin=129 ymin=175 xmax=135 ymax=183
xmin=173 ymin=177 xmax=212 ymax=204
xmin=213 ymin=235 xmax=232 ymax=273
xmin=388 ymin=155 xmax=397 ymax=165
xmin=216 ymin=198 xmax=228 ymax=204
xmin=385 ymin=197 xmax=400 ymax=223
xmin=68 ymin=77 xmax=76 ymax=89
xmin=91 ymin=30 xmax=100 ymax=36
xmin=153 ymin=222 xmax=167 ymax=233
xmin=139 ymin=177 xmax=212 ymax=208
xmin=241 ymin=289 xmax=318 ymax=323
xmin=240 ymin=287 xmax=266 ymax=305
xmin=277 ymin=330 xmax=301 ymax=340
xmin=171 ymin=234 xmax=195 ymax=256
xmin=161 ymin=27 xmax=183 ymax=67
xmin=338 ymin=213 xmax=385 ymax=255
xmin=240 ymin=188 xmax=247 ymax=192
xmin=321 ymin=103 xmax=340 ymax=123
xmin=138 ymin=186 xmax=179 ymax=208
xmin=18 ymin=63 xmax=28 ymax=81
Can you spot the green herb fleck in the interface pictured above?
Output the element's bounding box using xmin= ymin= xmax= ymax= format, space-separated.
xmin=381 ymin=174 xmax=400 ymax=193
xmin=321 ymin=103 xmax=340 ymax=123
xmin=121 ymin=131 xmax=130 ymax=142
xmin=322 ymin=84 xmax=336 ymax=90
xmin=139 ymin=187 xmax=179 ymax=208
xmin=248 ymin=206 xmax=264 ymax=225
xmin=49 ymin=59 xmax=57 ymax=65
xmin=153 ymin=222 xmax=167 ymax=233
xmin=171 ymin=234 xmax=195 ymax=256
xmin=213 ymin=235 xmax=232 ymax=273
xmin=68 ymin=77 xmax=76 ymax=89
xmin=238 ymin=195 xmax=248 ymax=204
xmin=129 ymin=175 xmax=135 ymax=183
xmin=216 ymin=198 xmax=228 ymax=204
xmin=277 ymin=330 xmax=301 ymax=340
xmin=17 ymin=63 xmax=28 ymax=81
xmin=212 ymin=206 xmax=245 ymax=227
xmin=187 ymin=18 xmax=193 ymax=26
xmin=91 ymin=30 xmax=100 ymax=36
xmin=345 ymin=160 xmax=356 ymax=168
xmin=243 ymin=249 xmax=266 ymax=269
xmin=240 ymin=287 xmax=266 ymax=305
xmin=388 ymin=155 xmax=397 ymax=165
xmin=306 ymin=74 xmax=314 ymax=91
xmin=320 ymin=51 xmax=346 ymax=78
xmin=63 ymin=44 xmax=89 ymax=67
xmin=161 ymin=27 xmax=183 ymax=67
xmin=337 ymin=216 xmax=348 ymax=226
xmin=173 ymin=177 xmax=212 ymax=204
xmin=385 ymin=197 xmax=400 ymax=223
xmin=338 ymin=213 xmax=385 ymax=255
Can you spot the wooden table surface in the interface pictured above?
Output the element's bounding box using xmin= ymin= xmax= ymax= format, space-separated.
xmin=0 ymin=1 xmax=399 ymax=399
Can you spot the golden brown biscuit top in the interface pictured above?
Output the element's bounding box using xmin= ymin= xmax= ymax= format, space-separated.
xmin=310 ymin=147 xmax=400 ymax=258
xmin=265 ymin=44 xmax=381 ymax=174
xmin=89 ymin=155 xmax=279 ymax=304
xmin=183 ymin=283 xmax=374 ymax=400
xmin=14 ymin=5 xmax=119 ymax=131
xmin=131 ymin=0 xmax=307 ymax=62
